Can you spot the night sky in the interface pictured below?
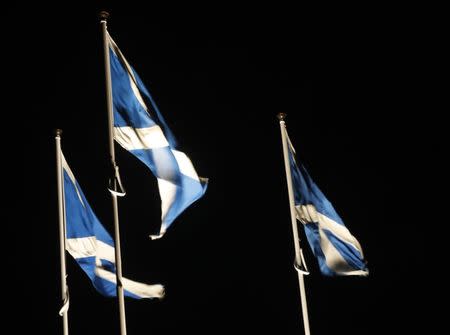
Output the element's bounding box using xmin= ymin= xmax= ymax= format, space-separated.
xmin=9 ymin=3 xmax=433 ymax=334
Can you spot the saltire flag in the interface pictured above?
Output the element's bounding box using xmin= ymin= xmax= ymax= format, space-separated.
xmin=107 ymin=32 xmax=208 ymax=239
xmin=285 ymin=127 xmax=369 ymax=276
xmin=62 ymin=152 xmax=164 ymax=298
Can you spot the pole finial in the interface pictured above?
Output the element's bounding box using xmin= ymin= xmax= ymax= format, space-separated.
xmin=277 ymin=113 xmax=287 ymax=121
xmin=99 ymin=11 xmax=110 ymax=21
xmin=55 ymin=129 xmax=63 ymax=137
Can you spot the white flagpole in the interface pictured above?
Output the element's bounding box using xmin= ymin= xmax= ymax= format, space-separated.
xmin=277 ymin=113 xmax=311 ymax=335
xmin=55 ymin=129 xmax=69 ymax=335
xmin=100 ymin=11 xmax=128 ymax=335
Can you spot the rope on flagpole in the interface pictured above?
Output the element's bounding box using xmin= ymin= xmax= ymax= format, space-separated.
xmin=277 ymin=113 xmax=312 ymax=335
xmin=55 ymin=129 xmax=69 ymax=335
xmin=100 ymin=11 xmax=128 ymax=335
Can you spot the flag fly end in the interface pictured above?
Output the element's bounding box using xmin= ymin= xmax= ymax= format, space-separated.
xmin=149 ymin=234 xmax=164 ymax=240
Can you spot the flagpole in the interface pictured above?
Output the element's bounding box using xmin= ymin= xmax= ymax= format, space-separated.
xmin=100 ymin=11 xmax=128 ymax=335
xmin=55 ymin=129 xmax=69 ymax=335
xmin=277 ymin=113 xmax=311 ymax=335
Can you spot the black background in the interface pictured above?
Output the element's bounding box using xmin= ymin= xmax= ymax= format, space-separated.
xmin=7 ymin=2 xmax=437 ymax=334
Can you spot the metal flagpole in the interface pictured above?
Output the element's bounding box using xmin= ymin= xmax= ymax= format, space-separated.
xmin=100 ymin=11 xmax=128 ymax=335
xmin=55 ymin=129 xmax=69 ymax=335
xmin=277 ymin=113 xmax=311 ymax=335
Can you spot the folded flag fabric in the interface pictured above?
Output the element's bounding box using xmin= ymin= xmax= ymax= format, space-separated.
xmin=62 ymin=153 xmax=164 ymax=298
xmin=107 ymin=32 xmax=207 ymax=238
xmin=285 ymin=127 xmax=368 ymax=276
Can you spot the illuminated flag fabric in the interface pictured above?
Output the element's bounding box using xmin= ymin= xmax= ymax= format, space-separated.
xmin=285 ymin=127 xmax=368 ymax=276
xmin=107 ymin=32 xmax=207 ymax=238
xmin=62 ymin=153 xmax=164 ymax=298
